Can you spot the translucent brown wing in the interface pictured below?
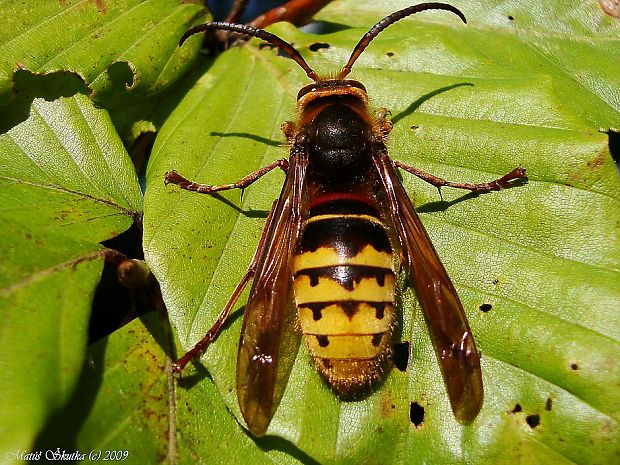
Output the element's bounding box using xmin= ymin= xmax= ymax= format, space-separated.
xmin=373 ymin=151 xmax=483 ymax=423
xmin=236 ymin=147 xmax=308 ymax=436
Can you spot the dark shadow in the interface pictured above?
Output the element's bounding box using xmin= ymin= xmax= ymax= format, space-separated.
xmin=176 ymin=362 xmax=211 ymax=390
xmin=88 ymin=259 xmax=134 ymax=342
xmin=414 ymin=176 xmax=528 ymax=214
xmin=210 ymin=131 xmax=284 ymax=147
xmin=89 ymin=221 xmax=148 ymax=343
xmin=416 ymin=191 xmax=480 ymax=213
xmin=391 ymin=82 xmax=474 ymax=126
xmin=302 ymin=20 xmax=352 ymax=35
xmin=256 ymin=434 xmax=322 ymax=465
xmin=205 ymin=190 xmax=271 ymax=218
xmin=139 ymin=308 xmax=173 ymax=359
xmin=244 ymin=208 xmax=272 ymax=218
xmin=607 ymin=129 xmax=619 ymax=171
xmin=31 ymin=337 xmax=108 ymax=460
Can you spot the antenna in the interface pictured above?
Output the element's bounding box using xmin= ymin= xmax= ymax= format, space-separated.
xmin=180 ymin=3 xmax=467 ymax=83
xmin=337 ymin=3 xmax=467 ymax=79
xmin=180 ymin=22 xmax=319 ymax=81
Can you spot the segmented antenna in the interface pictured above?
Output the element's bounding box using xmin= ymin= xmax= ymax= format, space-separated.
xmin=337 ymin=3 xmax=466 ymax=79
xmin=179 ymin=22 xmax=319 ymax=81
xmin=179 ymin=3 xmax=466 ymax=83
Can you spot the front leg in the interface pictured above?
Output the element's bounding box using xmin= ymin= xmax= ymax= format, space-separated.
xmin=165 ymin=158 xmax=289 ymax=195
xmin=394 ymin=161 xmax=527 ymax=193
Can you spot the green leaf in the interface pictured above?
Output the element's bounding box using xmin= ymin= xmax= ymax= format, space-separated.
xmin=0 ymin=95 xmax=142 ymax=241
xmin=0 ymin=95 xmax=141 ymax=456
xmin=35 ymin=311 xmax=276 ymax=464
xmin=143 ymin=2 xmax=618 ymax=464
xmin=0 ymin=0 xmax=207 ymax=104
xmin=0 ymin=219 xmax=104 ymax=460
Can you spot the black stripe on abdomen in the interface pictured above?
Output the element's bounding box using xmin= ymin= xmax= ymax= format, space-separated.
xmin=293 ymin=196 xmax=397 ymax=395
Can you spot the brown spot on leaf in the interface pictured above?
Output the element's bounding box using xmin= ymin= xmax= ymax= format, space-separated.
xmin=379 ymin=394 xmax=397 ymax=418
xmin=95 ymin=0 xmax=107 ymax=14
xmin=587 ymin=151 xmax=605 ymax=169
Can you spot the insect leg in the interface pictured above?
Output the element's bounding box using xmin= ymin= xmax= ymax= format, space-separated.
xmin=165 ymin=158 xmax=289 ymax=194
xmin=172 ymin=200 xmax=280 ymax=373
xmin=394 ymin=161 xmax=527 ymax=193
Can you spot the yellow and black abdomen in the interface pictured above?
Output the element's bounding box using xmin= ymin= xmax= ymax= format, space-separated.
xmin=293 ymin=196 xmax=396 ymax=396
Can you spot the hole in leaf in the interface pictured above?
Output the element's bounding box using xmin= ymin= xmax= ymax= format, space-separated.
xmin=508 ymin=15 xmax=515 ymax=20
xmin=409 ymin=402 xmax=425 ymax=427
xmin=13 ymin=68 xmax=90 ymax=100
xmin=526 ymin=414 xmax=540 ymax=428
xmin=107 ymin=61 xmax=135 ymax=89
xmin=510 ymin=403 xmax=522 ymax=414
xmin=309 ymin=42 xmax=330 ymax=52
xmin=545 ymin=398 xmax=553 ymax=411
xmin=570 ymin=362 xmax=579 ymax=370
xmin=2 ymin=69 xmax=91 ymax=133
xmin=479 ymin=303 xmax=492 ymax=313
xmin=393 ymin=341 xmax=410 ymax=371
xmin=386 ymin=52 xmax=395 ymax=57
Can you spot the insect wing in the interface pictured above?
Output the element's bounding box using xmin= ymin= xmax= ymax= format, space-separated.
xmin=236 ymin=148 xmax=308 ymax=436
xmin=373 ymin=151 xmax=483 ymax=422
